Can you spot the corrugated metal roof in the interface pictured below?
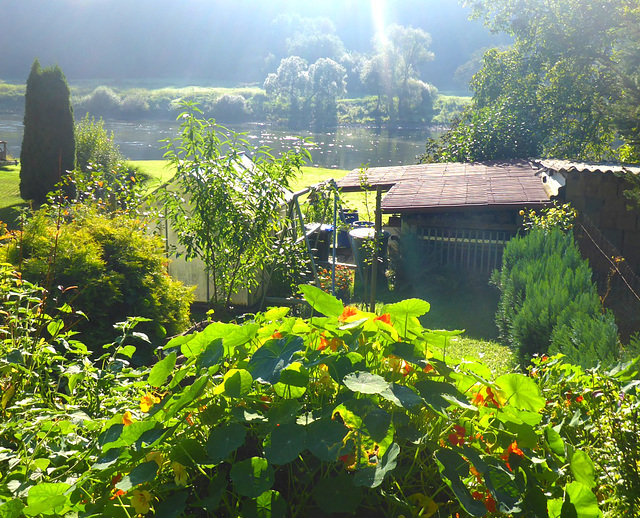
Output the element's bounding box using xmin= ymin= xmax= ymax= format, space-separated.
xmin=537 ymin=159 xmax=640 ymax=176
xmin=336 ymin=160 xmax=552 ymax=213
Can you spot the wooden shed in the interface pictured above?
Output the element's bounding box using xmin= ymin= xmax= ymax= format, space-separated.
xmin=337 ymin=159 xmax=640 ymax=278
xmin=337 ymin=160 xmax=553 ymax=274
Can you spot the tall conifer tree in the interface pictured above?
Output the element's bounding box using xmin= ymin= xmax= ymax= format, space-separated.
xmin=20 ymin=59 xmax=75 ymax=205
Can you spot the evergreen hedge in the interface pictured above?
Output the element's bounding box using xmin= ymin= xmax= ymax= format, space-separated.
xmin=19 ymin=60 xmax=76 ymax=205
xmin=492 ymin=227 xmax=619 ymax=367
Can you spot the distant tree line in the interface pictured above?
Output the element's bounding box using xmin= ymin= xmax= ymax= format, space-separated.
xmin=1 ymin=16 xmax=450 ymax=128
xmin=262 ymin=16 xmax=439 ymax=126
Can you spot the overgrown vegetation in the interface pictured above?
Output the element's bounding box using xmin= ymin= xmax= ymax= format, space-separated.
xmin=0 ymin=275 xmax=637 ymax=517
xmin=0 ymin=83 xmax=467 ymax=127
xmin=423 ymin=0 xmax=640 ymax=168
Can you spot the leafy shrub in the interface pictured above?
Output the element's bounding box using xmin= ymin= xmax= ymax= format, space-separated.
xmin=211 ymin=93 xmax=249 ymax=122
xmin=0 ymin=208 xmax=193 ymax=352
xmin=492 ymin=226 xmax=619 ymax=366
xmin=75 ymin=113 xmax=124 ymax=174
xmin=0 ymin=83 xmax=26 ymax=113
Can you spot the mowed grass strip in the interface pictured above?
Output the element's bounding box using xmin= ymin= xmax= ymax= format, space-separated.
xmin=0 ymin=165 xmax=27 ymax=227
xmin=131 ymin=160 xmax=372 ymax=218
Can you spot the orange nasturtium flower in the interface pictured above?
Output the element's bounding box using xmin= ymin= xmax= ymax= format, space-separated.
xmin=130 ymin=489 xmax=154 ymax=515
xmin=140 ymin=392 xmax=160 ymax=413
xmin=339 ymin=306 xmax=358 ymax=322
xmin=501 ymin=441 xmax=524 ymax=471
xmin=448 ymin=425 xmax=466 ymax=447
xmin=122 ymin=411 xmax=134 ymax=426
xmin=374 ymin=313 xmax=391 ymax=325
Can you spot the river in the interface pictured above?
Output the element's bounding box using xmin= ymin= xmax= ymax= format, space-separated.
xmin=0 ymin=114 xmax=434 ymax=170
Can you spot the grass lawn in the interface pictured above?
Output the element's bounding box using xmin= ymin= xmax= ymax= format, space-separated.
xmin=0 ymin=165 xmax=27 ymax=227
xmin=131 ymin=159 xmax=373 ymax=218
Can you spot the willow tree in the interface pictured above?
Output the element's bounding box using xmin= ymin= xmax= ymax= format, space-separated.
xmin=20 ymin=59 xmax=75 ymax=205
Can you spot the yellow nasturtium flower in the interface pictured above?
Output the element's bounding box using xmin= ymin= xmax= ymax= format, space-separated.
xmin=130 ymin=489 xmax=153 ymax=515
xmin=122 ymin=411 xmax=134 ymax=426
xmin=145 ymin=451 xmax=165 ymax=467
xmin=172 ymin=461 xmax=188 ymax=486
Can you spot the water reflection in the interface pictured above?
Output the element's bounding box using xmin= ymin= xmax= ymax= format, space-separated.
xmin=0 ymin=114 xmax=433 ymax=171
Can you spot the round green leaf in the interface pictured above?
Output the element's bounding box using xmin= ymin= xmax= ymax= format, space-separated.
xmin=115 ymin=461 xmax=158 ymax=491
xmin=343 ymin=371 xmax=389 ymax=394
xmin=326 ymin=352 xmax=365 ymax=384
xmin=353 ymin=442 xmax=400 ymax=488
xmin=206 ymin=422 xmax=247 ymax=461
xmin=299 ymin=284 xmax=344 ymax=317
xmin=383 ymin=298 xmax=431 ymax=318
xmin=563 ymin=481 xmax=601 ymax=518
xmin=148 ymin=351 xmax=177 ymax=388
xmin=230 ymin=457 xmax=275 ymax=498
xmin=496 ymin=373 xmax=546 ymax=412
xmin=306 ymin=418 xmax=349 ymax=462
xmin=273 ymin=362 xmax=308 ymax=399
xmin=241 ymin=490 xmax=287 ymax=518
xmin=545 ymin=426 xmax=565 ymax=457
xmin=264 ymin=423 xmax=307 ymax=465
xmin=172 ymin=438 xmax=208 ymax=467
xmin=24 ymin=483 xmax=70 ymax=517
xmin=222 ymin=368 xmax=253 ymax=398
xmin=248 ymin=336 xmax=304 ymax=384
xmin=380 ymin=383 xmax=423 ymax=409
xmin=570 ymin=450 xmax=596 ymax=489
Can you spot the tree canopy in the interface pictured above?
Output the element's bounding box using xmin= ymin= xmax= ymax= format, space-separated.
xmin=423 ymin=0 xmax=640 ymax=164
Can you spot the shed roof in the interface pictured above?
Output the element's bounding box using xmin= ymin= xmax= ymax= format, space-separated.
xmin=538 ymin=159 xmax=640 ymax=176
xmin=336 ymin=160 xmax=552 ymax=214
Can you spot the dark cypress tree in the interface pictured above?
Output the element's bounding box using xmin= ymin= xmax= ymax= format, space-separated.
xmin=20 ymin=59 xmax=76 ymax=205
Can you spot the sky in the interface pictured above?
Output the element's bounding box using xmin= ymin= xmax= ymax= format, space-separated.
xmin=0 ymin=0 xmax=507 ymax=90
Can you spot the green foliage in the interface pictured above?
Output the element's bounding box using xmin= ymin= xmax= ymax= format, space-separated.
xmin=154 ymin=101 xmax=309 ymax=309
xmin=432 ymin=94 xmax=471 ymax=125
xmin=264 ymin=55 xmax=347 ymax=126
xmin=0 ymin=207 xmax=193 ymax=352
xmin=19 ymin=60 xmax=76 ymax=205
xmin=75 ymin=113 xmax=124 ymax=174
xmin=427 ymin=1 xmax=640 ymax=164
xmin=0 ymin=83 xmax=26 ymax=113
xmin=521 ymin=202 xmax=577 ymax=233
xmin=492 ymin=226 xmax=619 ymax=366
xmin=1 ymin=281 xmax=636 ymax=516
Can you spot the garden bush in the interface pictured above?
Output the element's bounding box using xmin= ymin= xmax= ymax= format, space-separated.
xmin=0 ymin=207 xmax=193 ymax=353
xmin=492 ymin=225 xmax=619 ymax=367
xmin=75 ymin=113 xmax=124 ymax=174
xmin=1 ymin=282 xmax=634 ymax=517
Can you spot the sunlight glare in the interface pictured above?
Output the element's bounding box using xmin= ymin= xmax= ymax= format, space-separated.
xmin=371 ymin=0 xmax=388 ymax=46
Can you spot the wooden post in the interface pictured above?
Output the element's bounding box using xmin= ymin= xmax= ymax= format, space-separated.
xmin=369 ymin=186 xmax=382 ymax=312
